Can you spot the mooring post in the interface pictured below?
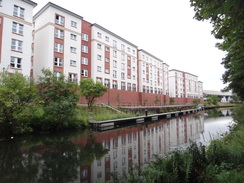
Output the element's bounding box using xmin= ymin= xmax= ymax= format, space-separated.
xmin=145 ymin=109 xmax=148 ymax=116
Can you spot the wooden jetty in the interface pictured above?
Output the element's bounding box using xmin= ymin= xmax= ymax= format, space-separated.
xmin=89 ymin=108 xmax=203 ymax=130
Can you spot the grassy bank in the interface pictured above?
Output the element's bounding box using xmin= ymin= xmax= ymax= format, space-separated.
xmin=108 ymin=105 xmax=244 ymax=183
xmin=76 ymin=106 xmax=136 ymax=124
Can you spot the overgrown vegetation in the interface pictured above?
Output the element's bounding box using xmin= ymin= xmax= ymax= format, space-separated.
xmin=77 ymin=106 xmax=135 ymax=122
xmin=0 ymin=70 xmax=109 ymax=137
xmin=108 ymin=105 xmax=244 ymax=183
xmin=189 ymin=0 xmax=244 ymax=100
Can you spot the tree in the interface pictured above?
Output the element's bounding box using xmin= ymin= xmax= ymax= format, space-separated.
xmin=0 ymin=72 xmax=41 ymax=135
xmin=80 ymin=78 xmax=107 ymax=109
xmin=38 ymin=69 xmax=80 ymax=129
xmin=193 ymin=99 xmax=200 ymax=105
xmin=190 ymin=0 xmax=244 ymax=100
xmin=154 ymin=95 xmax=160 ymax=105
xmin=207 ymin=95 xmax=219 ymax=105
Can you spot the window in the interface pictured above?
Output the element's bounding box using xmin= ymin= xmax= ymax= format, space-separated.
xmin=54 ymin=71 xmax=61 ymax=78
xmin=13 ymin=5 xmax=24 ymax=18
xmin=81 ymin=69 xmax=88 ymax=77
xmin=105 ymin=68 xmax=109 ymax=73
xmin=97 ymin=54 xmax=102 ymax=60
xmin=105 ymin=36 xmax=109 ymax=42
xmin=70 ymin=47 xmax=77 ymax=53
xmin=121 ymin=72 xmax=125 ymax=80
xmin=113 ymin=40 xmax=117 ymax=47
xmin=96 ymin=77 xmax=102 ymax=83
xmin=113 ymin=50 xmax=117 ymax=57
xmin=132 ymin=50 xmax=135 ymax=54
xmin=55 ymin=14 xmax=64 ymax=25
xmin=127 ymin=56 xmax=131 ymax=60
xmin=121 ymin=53 xmax=125 ymax=61
xmin=54 ymin=43 xmax=63 ymax=53
xmin=97 ymin=66 xmax=102 ymax=72
xmin=0 ymin=0 xmax=2 ymax=6
xmin=69 ymin=73 xmax=77 ymax=82
xmin=132 ymin=84 xmax=136 ymax=91
xmin=10 ymin=56 xmax=21 ymax=68
xmin=55 ymin=29 xmax=63 ymax=39
xmin=97 ymin=32 xmax=102 ymax=38
xmin=127 ymin=83 xmax=131 ymax=91
xmin=121 ymin=44 xmax=125 ymax=51
xmin=127 ymin=47 xmax=130 ymax=52
xmin=113 ymin=70 xmax=117 ymax=78
xmin=113 ymin=60 xmax=117 ymax=68
xmin=81 ymin=169 xmax=88 ymax=178
xmin=97 ymin=43 xmax=102 ymax=49
xmin=133 ymin=67 xmax=135 ymax=71
xmin=121 ymin=63 xmax=125 ymax=70
xmin=71 ymin=20 xmax=77 ymax=27
xmin=82 ymin=57 xmax=88 ymax=65
xmin=11 ymin=39 xmax=23 ymax=51
xmin=82 ymin=45 xmax=88 ymax=53
xmin=54 ymin=57 xmax=62 ymax=66
xmin=70 ymin=60 xmax=76 ymax=66
xmin=112 ymin=80 xmax=117 ymax=89
xmin=12 ymin=22 xmax=23 ymax=35
xmin=105 ymin=57 xmax=109 ymax=62
xmin=70 ymin=33 xmax=77 ymax=40
xmin=82 ymin=33 xmax=88 ymax=41
xmin=105 ymin=47 xmax=109 ymax=52
xmin=121 ymin=82 xmax=125 ymax=90
xmin=105 ymin=79 xmax=110 ymax=87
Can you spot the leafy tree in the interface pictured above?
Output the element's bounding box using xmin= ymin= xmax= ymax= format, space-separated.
xmin=80 ymin=78 xmax=107 ymax=109
xmin=38 ymin=69 xmax=80 ymax=129
xmin=0 ymin=72 xmax=41 ymax=135
xmin=207 ymin=95 xmax=219 ymax=105
xmin=170 ymin=98 xmax=175 ymax=105
xmin=193 ymin=99 xmax=200 ymax=105
xmin=190 ymin=0 xmax=244 ymax=100
xmin=154 ymin=95 xmax=160 ymax=105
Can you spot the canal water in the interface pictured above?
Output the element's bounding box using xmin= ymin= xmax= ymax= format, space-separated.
xmin=0 ymin=109 xmax=233 ymax=183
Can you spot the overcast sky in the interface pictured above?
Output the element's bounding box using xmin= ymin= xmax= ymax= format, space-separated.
xmin=33 ymin=0 xmax=227 ymax=91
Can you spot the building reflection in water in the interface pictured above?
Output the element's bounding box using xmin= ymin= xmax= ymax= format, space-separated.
xmin=1 ymin=110 xmax=232 ymax=183
xmin=80 ymin=113 xmax=204 ymax=183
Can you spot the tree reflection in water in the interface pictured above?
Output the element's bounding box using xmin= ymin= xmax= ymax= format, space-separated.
xmin=0 ymin=130 xmax=107 ymax=183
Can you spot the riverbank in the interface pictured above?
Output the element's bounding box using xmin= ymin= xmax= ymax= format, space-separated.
xmin=107 ymin=105 xmax=244 ymax=183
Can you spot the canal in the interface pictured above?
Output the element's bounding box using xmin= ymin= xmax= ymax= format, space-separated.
xmin=0 ymin=109 xmax=233 ymax=183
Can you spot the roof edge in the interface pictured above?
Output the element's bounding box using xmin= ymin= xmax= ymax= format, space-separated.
xmin=34 ymin=2 xmax=83 ymax=20
xmin=92 ymin=23 xmax=138 ymax=48
xmin=139 ymin=49 xmax=164 ymax=63
xmin=22 ymin=0 xmax=37 ymax=7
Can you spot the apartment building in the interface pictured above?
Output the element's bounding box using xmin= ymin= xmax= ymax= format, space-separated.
xmin=91 ymin=24 xmax=138 ymax=92
xmin=138 ymin=49 xmax=165 ymax=94
xmin=0 ymin=1 xmax=203 ymax=105
xmin=169 ymin=69 xmax=203 ymax=100
xmin=0 ymin=0 xmax=37 ymax=76
xmin=33 ymin=2 xmax=83 ymax=83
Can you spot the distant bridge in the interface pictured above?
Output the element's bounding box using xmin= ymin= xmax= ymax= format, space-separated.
xmin=203 ymin=90 xmax=233 ymax=102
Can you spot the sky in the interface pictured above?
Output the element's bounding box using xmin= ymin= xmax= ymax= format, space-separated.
xmin=33 ymin=0 xmax=227 ymax=91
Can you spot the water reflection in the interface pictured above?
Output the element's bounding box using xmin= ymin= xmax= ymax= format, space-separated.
xmin=0 ymin=110 xmax=232 ymax=183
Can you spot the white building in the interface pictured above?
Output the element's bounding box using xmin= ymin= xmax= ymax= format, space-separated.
xmin=91 ymin=24 xmax=138 ymax=91
xmin=33 ymin=2 xmax=83 ymax=82
xmin=169 ymin=69 xmax=202 ymax=99
xmin=0 ymin=0 xmax=37 ymax=76
xmin=138 ymin=49 xmax=166 ymax=94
